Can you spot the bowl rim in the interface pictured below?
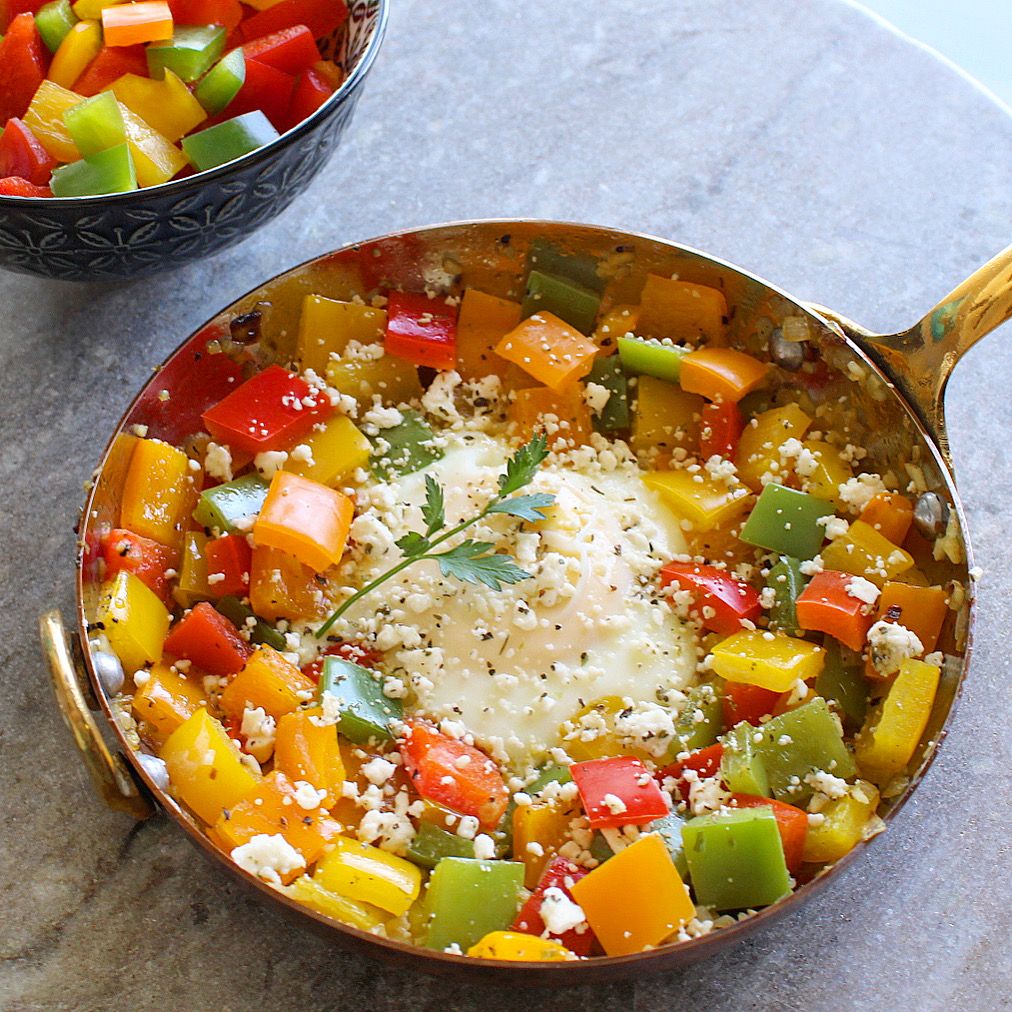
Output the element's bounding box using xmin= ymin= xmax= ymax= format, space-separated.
xmin=0 ymin=0 xmax=388 ymax=209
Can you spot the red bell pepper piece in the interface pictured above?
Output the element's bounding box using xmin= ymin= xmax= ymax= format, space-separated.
xmin=0 ymin=117 xmax=55 ymax=185
xmin=101 ymin=528 xmax=175 ymax=603
xmin=570 ymin=756 xmax=670 ymax=828
xmin=163 ymin=600 xmax=253 ymax=677
xmin=722 ymin=680 xmax=782 ymax=727
xmin=512 ymin=856 xmax=594 ymax=956
xmin=285 ymin=64 xmax=333 ymax=130
xmin=205 ymin=533 xmax=252 ymax=598
xmin=201 ymin=362 xmax=331 ymax=456
xmin=795 ymin=569 xmax=875 ymax=652
xmin=167 ymin=0 xmax=241 ymax=29
xmin=656 ymin=742 xmax=724 ymax=802
xmin=728 ymin=793 xmax=808 ymax=874
xmin=0 ymin=14 xmax=48 ymax=123
xmin=384 ymin=291 xmax=458 ymax=371
xmin=0 ymin=0 xmax=41 ymax=33
xmin=242 ymin=24 xmax=320 ymax=76
xmin=660 ymin=561 xmax=761 ymax=635
xmin=699 ymin=399 xmax=744 ymax=460
xmin=300 ymin=641 xmax=380 ymax=683
xmin=72 ymin=44 xmax=150 ymax=97
xmin=0 ymin=176 xmax=51 ymax=196
xmin=240 ymin=0 xmax=347 ymax=44
xmin=400 ymin=718 xmax=509 ymax=830
xmin=219 ymin=56 xmax=296 ymax=133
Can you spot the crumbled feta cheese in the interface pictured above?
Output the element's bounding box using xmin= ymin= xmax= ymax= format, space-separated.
xmin=204 ymin=441 xmax=233 ymax=482
xmin=473 ymin=834 xmax=496 ymax=860
xmin=231 ymin=834 xmax=304 ymax=884
xmin=845 ymin=576 xmax=879 ymax=606
xmin=361 ymin=757 xmax=397 ymax=786
xmin=292 ymin=781 xmax=327 ymax=810
xmin=540 ymin=887 xmax=587 ymax=935
xmin=805 ymin=770 xmax=849 ymax=799
xmin=866 ymin=620 xmax=923 ymax=675
xmin=254 ymin=449 xmax=288 ymax=479
xmin=602 ymin=793 xmax=627 ymax=815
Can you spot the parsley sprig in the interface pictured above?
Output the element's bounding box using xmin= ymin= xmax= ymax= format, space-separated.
xmin=316 ymin=433 xmax=555 ymax=637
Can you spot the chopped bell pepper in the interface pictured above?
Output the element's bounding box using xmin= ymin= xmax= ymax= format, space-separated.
xmin=512 ymin=855 xmax=593 ymax=956
xmin=521 ymin=269 xmax=600 ymax=335
xmin=669 ymin=683 xmax=723 ymax=753
xmin=193 ymin=472 xmax=270 ymax=534
xmin=283 ymin=875 xmax=387 ymax=931
xmin=72 ymin=44 xmax=150 ymax=96
xmin=63 ymin=89 xmax=126 ymax=156
xmin=242 ymin=23 xmax=319 ymax=75
xmin=630 ymin=376 xmax=705 ymax=456
xmin=681 ymin=807 xmax=791 ymax=911
xmin=249 ymin=544 xmax=328 ymax=623
xmin=453 ymin=287 xmax=522 ymax=382
xmin=204 ymin=533 xmax=251 ymax=598
xmin=273 ymin=706 xmax=345 ymax=798
xmin=719 ymin=720 xmax=770 ymax=797
xmin=727 ymin=793 xmax=808 ymax=875
xmin=35 ymin=0 xmax=78 ymax=54
xmin=494 ymin=311 xmax=597 ymax=391
xmin=508 ymin=383 xmax=593 ymax=449
xmin=131 ymin=661 xmax=207 ymax=741
xmin=368 ymin=408 xmax=443 ymax=482
xmin=795 ymin=569 xmax=876 ymax=651
xmin=96 ymin=569 xmax=171 ymax=674
xmin=405 ymin=821 xmax=476 ymax=870
xmin=167 ymin=0 xmax=241 ymax=29
xmin=570 ymin=832 xmax=694 ymax=956
xmin=146 ymin=23 xmax=224 ymax=81
xmin=101 ymin=1 xmax=172 ymax=46
xmin=160 ymin=707 xmax=260 ymax=824
xmin=512 ymin=784 xmax=581 ymax=888
xmin=820 ymin=519 xmax=915 ymax=588
xmin=739 ymin=482 xmax=834 ymax=560
xmin=284 ymin=63 xmax=333 ymax=131
xmin=699 ymin=398 xmax=744 ymax=460
xmin=642 ymin=468 xmax=752 ymax=532
xmin=422 ymin=857 xmax=525 ymax=953
xmin=24 ymin=79 xmax=83 ymax=163
xmin=764 ymin=555 xmax=806 ymax=636
xmin=383 ymin=290 xmax=458 ymax=371
xmin=570 ymin=756 xmax=669 ymax=828
xmin=325 ymin=348 xmax=423 ymax=409
xmin=192 ymin=46 xmax=245 ymax=114
xmin=635 ymin=273 xmax=728 ymax=344
xmin=798 ymin=440 xmax=853 ymax=507
xmin=859 ymin=491 xmax=914 ymax=546
xmin=202 ymin=363 xmax=331 ymax=456
xmin=48 ymin=16 xmax=103 ymax=89
xmin=119 ymin=436 xmax=194 ymax=552
xmin=660 ymin=561 xmax=761 ymax=634
xmin=593 ymin=303 xmax=639 ymax=353
xmin=710 ymin=629 xmax=825 ymax=693
xmin=401 ymin=718 xmax=508 ymax=830
xmin=526 ymin=236 xmax=606 ymax=294
xmin=0 ymin=15 xmax=47 ymax=121
xmin=315 ymin=836 xmax=421 ymax=918
xmin=215 ymin=594 xmax=285 ymax=651
xmin=175 ymin=530 xmax=210 ymax=607
xmin=467 ymin=931 xmax=572 ymax=962
xmin=295 ymin=293 xmax=385 ymax=375
xmin=0 ymin=176 xmax=52 ymax=195
xmin=318 ymin=656 xmax=402 ymax=746
xmin=101 ymin=527 xmax=174 ymax=603
xmin=585 ymin=353 xmax=629 ymax=432
xmin=182 ymin=107 xmax=279 ymax=169
xmin=802 ymin=780 xmax=880 ymax=863
xmin=239 ymin=0 xmax=347 ymax=40
xmin=659 ymin=740 xmax=724 ymax=802
xmin=282 ymin=414 xmax=370 ymax=487
xmin=679 ymin=348 xmax=767 ymax=404
xmin=163 ymin=600 xmax=252 ymax=677
xmin=735 ymin=403 xmax=812 ymax=491
xmin=220 ymin=643 xmax=315 ymax=721
xmin=722 ymin=680 xmax=782 ymax=728
xmin=221 ymin=55 xmax=294 ymax=132
xmin=617 ymin=335 xmax=688 ymax=383
xmin=107 ymin=68 xmax=206 ymax=141
xmin=874 ymin=581 xmax=948 ymax=654
xmin=815 ymin=638 xmax=868 ymax=730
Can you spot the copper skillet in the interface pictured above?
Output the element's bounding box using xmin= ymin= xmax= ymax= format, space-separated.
xmin=38 ymin=219 xmax=1006 ymax=982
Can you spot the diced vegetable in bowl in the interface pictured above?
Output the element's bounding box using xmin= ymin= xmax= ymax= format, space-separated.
xmin=74 ymin=222 xmax=970 ymax=977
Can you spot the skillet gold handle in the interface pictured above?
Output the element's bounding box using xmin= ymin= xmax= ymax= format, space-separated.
xmin=39 ymin=610 xmax=154 ymax=820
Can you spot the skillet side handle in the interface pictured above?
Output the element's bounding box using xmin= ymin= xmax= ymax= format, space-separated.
xmin=851 ymin=242 xmax=1012 ymax=467
xmin=38 ymin=610 xmax=154 ymax=820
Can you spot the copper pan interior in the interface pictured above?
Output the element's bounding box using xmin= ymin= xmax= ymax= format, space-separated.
xmin=75 ymin=219 xmax=972 ymax=982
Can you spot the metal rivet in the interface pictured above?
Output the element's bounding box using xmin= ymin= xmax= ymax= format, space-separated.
xmin=769 ymin=328 xmax=805 ymax=371
xmin=92 ymin=650 xmax=124 ymax=696
xmin=913 ymin=491 xmax=950 ymax=539
xmin=135 ymin=752 xmax=170 ymax=792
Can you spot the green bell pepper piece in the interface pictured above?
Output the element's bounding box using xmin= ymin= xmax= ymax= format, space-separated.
xmin=35 ymin=0 xmax=78 ymax=54
xmin=670 ymin=683 xmax=723 ymax=756
xmin=617 ymin=336 xmax=689 ymax=383
xmin=682 ymin=807 xmax=791 ymax=911
xmin=526 ymin=236 xmax=605 ymax=294
xmin=317 ymin=656 xmax=402 ymax=745
xmin=815 ymin=639 xmax=868 ymax=730
xmin=586 ymin=354 xmax=629 ymax=432
xmin=719 ymin=721 xmax=770 ymax=798
xmin=368 ymin=408 xmax=443 ymax=482
xmin=214 ymin=595 xmax=286 ymax=651
xmin=650 ymin=811 xmax=689 ymax=879
xmin=192 ymin=472 xmax=270 ymax=534
xmin=765 ymin=556 xmax=807 ymax=636
xmin=63 ymin=90 xmax=126 ymax=158
xmin=147 ymin=25 xmax=226 ymax=83
xmin=739 ymin=483 xmax=834 ymax=560
xmin=422 ymin=857 xmax=525 ymax=952
xmin=753 ymin=697 xmax=856 ymax=804
xmin=50 ymin=143 xmax=137 ymax=196
xmin=181 ymin=110 xmax=279 ymax=172
xmin=496 ymin=764 xmax=573 ymax=859
xmin=521 ymin=269 xmax=601 ymax=335
xmin=193 ymin=48 xmax=247 ymax=115
xmin=588 ymin=831 xmax=614 ymax=865
xmin=405 ymin=821 xmax=475 ymax=870
xmin=527 ymin=764 xmax=573 ymax=796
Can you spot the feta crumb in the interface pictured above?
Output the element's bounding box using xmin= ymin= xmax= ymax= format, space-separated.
xmin=254 ymin=449 xmax=288 ymax=479
xmin=540 ymin=887 xmax=587 ymax=935
xmin=602 ymin=793 xmax=627 ymax=815
xmin=231 ymin=834 xmax=304 ymax=884
xmin=204 ymin=441 xmax=233 ymax=482
xmin=473 ymin=834 xmax=496 ymax=860
xmin=845 ymin=576 xmax=879 ymax=606
xmin=292 ymin=781 xmax=327 ymax=810
xmin=805 ymin=770 xmax=849 ymax=799
xmin=866 ymin=620 xmax=923 ymax=675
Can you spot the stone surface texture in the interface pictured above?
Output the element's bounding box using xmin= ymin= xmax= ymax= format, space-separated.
xmin=2 ymin=0 xmax=1011 ymax=1009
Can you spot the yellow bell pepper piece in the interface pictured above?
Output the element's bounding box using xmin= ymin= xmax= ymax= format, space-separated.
xmin=253 ymin=470 xmax=353 ymax=574
xmin=558 ymin=695 xmax=656 ymax=763
xmin=593 ymin=303 xmax=640 ymax=353
xmin=119 ymin=436 xmax=195 ymax=554
xmin=325 ymin=349 xmax=423 ymax=408
xmin=117 ymin=103 xmax=187 ymax=187
xmin=97 ymin=569 xmax=170 ymax=674
xmin=132 ymin=661 xmax=207 ymax=740
xmin=642 ymin=468 xmax=753 ymax=532
xmin=283 ymin=875 xmax=388 ymax=931
xmin=455 ymin=288 xmax=523 ymax=381
xmin=314 ymin=837 xmax=422 ymax=917
xmin=798 ymin=440 xmax=853 ymax=507
xmin=274 ymin=707 xmax=347 ymax=801
xmin=679 ymin=348 xmax=767 ymax=404
xmin=509 ymin=383 xmax=593 ymax=448
xmin=855 ymin=657 xmax=940 ymax=782
xmin=735 ymin=403 xmax=812 ymax=491
xmin=219 ymin=644 xmax=317 ymax=722
xmin=249 ymin=544 xmax=329 ymax=623
xmin=283 ymin=414 xmax=370 ymax=487
xmin=160 ymin=707 xmax=260 ymax=825
xmin=106 ymin=70 xmax=206 ymax=143
xmin=47 ymin=18 xmax=102 ymax=89
xmin=174 ymin=530 xmax=210 ymax=608
xmin=513 ymin=792 xmax=581 ymax=889
xmin=24 ymin=80 xmax=84 ymax=163
xmin=569 ymin=832 xmax=695 ymax=956
xmin=467 ymin=931 xmax=573 ymax=961
xmin=821 ymin=519 xmax=915 ymax=588
xmin=296 ymin=295 xmax=387 ymax=376
xmin=73 ymin=0 xmax=124 ymax=19
xmin=710 ymin=629 xmax=826 ymax=693
xmin=802 ymin=780 xmax=880 ymax=864
xmin=495 ymin=312 xmax=598 ymax=391
xmin=630 ymin=375 xmax=706 ymax=456
xmin=635 ymin=274 xmax=728 ymax=345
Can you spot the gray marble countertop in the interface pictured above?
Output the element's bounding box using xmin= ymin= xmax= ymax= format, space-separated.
xmin=3 ymin=1 xmax=1011 ymax=1009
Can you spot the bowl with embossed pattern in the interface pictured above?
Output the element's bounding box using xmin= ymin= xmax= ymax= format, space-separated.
xmin=0 ymin=0 xmax=386 ymax=283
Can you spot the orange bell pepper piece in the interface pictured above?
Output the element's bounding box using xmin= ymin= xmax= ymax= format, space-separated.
xmin=274 ymin=708 xmax=346 ymax=801
xmin=795 ymin=570 xmax=876 ymax=652
xmin=253 ymin=470 xmax=353 ymax=574
xmin=635 ymin=274 xmax=728 ymax=345
xmin=859 ymin=492 xmax=914 ymax=547
xmin=679 ymin=347 xmax=767 ymax=403
xmin=494 ymin=311 xmax=598 ymax=390
xmin=249 ymin=544 xmax=330 ymax=623
xmin=727 ymin=794 xmax=808 ymax=875
xmin=508 ymin=383 xmax=593 ymax=448
xmin=101 ymin=1 xmax=173 ymax=46
xmin=219 ymin=644 xmax=316 ymax=721
xmin=455 ymin=287 xmax=522 ymax=381
xmin=874 ymin=581 xmax=949 ymax=655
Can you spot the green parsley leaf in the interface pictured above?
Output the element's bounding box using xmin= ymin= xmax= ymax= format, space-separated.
xmin=485 ymin=492 xmax=555 ymax=522
xmin=434 ymin=540 xmax=533 ymax=590
xmin=422 ymin=473 xmax=445 ymax=537
xmin=497 ymin=431 xmax=549 ymax=497
xmin=395 ymin=531 xmax=430 ymax=556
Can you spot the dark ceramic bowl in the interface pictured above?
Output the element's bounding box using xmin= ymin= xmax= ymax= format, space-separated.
xmin=0 ymin=0 xmax=386 ymax=283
